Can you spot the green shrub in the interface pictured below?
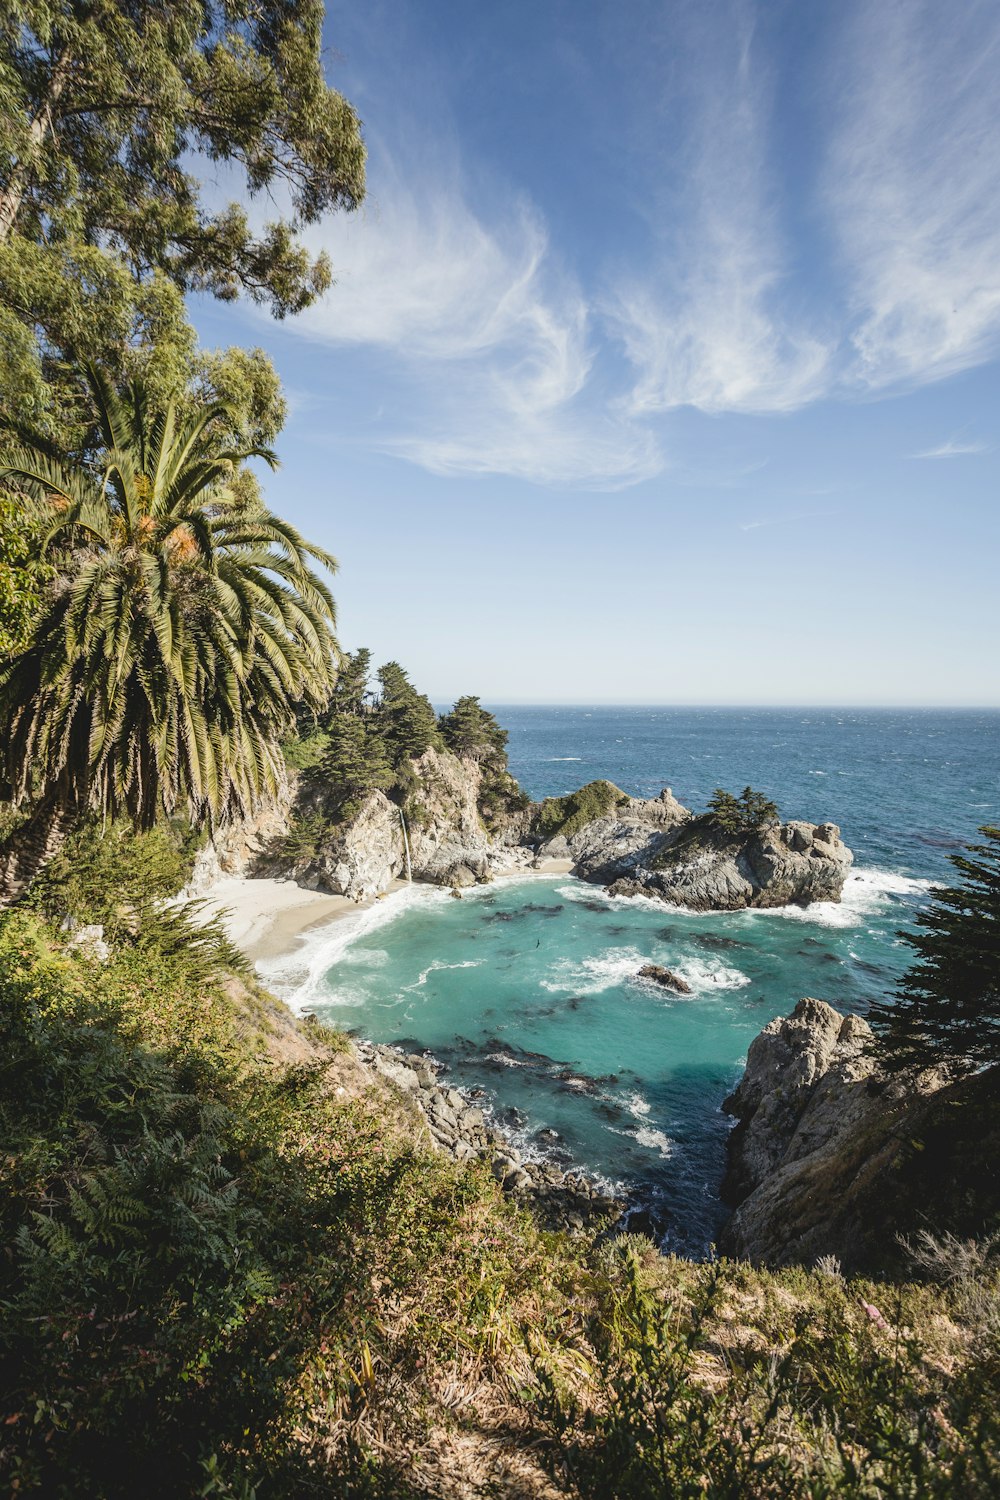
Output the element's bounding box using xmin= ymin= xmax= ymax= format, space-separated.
xmin=26 ymin=821 xmax=201 ymax=934
xmin=533 ymin=1245 xmax=1000 ymax=1498
xmin=536 ymin=780 xmax=631 ymax=842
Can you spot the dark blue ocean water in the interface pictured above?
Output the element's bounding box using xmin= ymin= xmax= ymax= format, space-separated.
xmin=264 ymin=708 xmax=1000 ymax=1255
xmin=497 ymin=706 xmax=1000 ymax=883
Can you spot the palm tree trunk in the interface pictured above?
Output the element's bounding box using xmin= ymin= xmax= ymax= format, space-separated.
xmin=0 ymin=793 xmax=77 ymax=906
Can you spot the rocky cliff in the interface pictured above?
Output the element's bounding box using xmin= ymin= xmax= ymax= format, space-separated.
xmin=542 ymin=790 xmax=853 ymax=910
xmin=720 ymin=997 xmax=1000 ymax=1273
xmin=211 ymin=754 xmax=852 ymax=913
xmin=259 ymin=746 xmax=536 ymax=900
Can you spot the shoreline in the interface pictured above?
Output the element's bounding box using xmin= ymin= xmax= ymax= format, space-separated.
xmin=193 ymin=857 xmax=575 ymax=966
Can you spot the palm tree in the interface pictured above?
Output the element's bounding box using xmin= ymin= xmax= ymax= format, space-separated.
xmin=0 ymin=367 xmax=338 ymax=903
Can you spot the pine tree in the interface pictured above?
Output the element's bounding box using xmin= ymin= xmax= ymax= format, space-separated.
xmin=438 ymin=696 xmax=507 ymax=760
xmin=869 ymin=826 xmax=1000 ymax=1072
xmin=316 ymin=715 xmax=392 ymax=807
xmin=330 ymin=648 xmax=372 ymax=718
xmin=374 ymin=662 xmax=439 ymax=767
xmin=707 ymin=786 xmax=779 ymax=835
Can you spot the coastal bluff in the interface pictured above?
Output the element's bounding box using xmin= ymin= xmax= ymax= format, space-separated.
xmin=719 ymin=997 xmax=1000 ymax=1273
xmin=233 ymin=755 xmax=853 ymax=912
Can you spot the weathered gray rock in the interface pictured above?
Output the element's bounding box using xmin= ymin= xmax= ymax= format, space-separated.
xmin=596 ymin=818 xmax=852 ymax=911
xmin=637 ymin=964 xmax=693 ymax=994
xmin=716 ymin=998 xmax=1000 ymax=1274
xmin=60 ymin=918 xmax=111 ymax=964
xmin=721 ymin=998 xmax=876 ymax=1203
xmin=183 ymin=775 xmax=293 ymax=890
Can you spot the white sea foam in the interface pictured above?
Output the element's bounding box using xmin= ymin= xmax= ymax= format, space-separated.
xmin=758 ymin=867 xmax=935 ymax=930
xmin=625 ymin=1091 xmax=652 ymax=1118
xmin=540 ymin=946 xmax=647 ymax=995
xmin=547 ymin=756 xmax=582 ymax=761
xmin=612 ymin=1125 xmax=674 ymax=1157
xmin=403 ymin=959 xmax=482 ymax=991
xmin=555 ymin=883 xmax=613 ymax=907
xmin=670 ymin=957 xmax=752 ymax=992
xmin=258 ymin=882 xmax=447 ymax=1010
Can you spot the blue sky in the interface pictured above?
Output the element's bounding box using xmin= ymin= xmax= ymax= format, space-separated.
xmin=194 ymin=0 xmax=1000 ymax=705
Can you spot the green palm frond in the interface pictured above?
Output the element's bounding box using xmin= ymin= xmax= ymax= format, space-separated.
xmin=0 ymin=368 xmax=338 ymax=832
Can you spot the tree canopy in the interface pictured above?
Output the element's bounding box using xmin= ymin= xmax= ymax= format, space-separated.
xmin=0 ymin=0 xmax=365 ymax=443
xmin=315 ymin=713 xmax=392 ymax=811
xmin=329 ymin=646 xmax=372 ymax=718
xmin=438 ymin=695 xmax=508 ymax=761
xmin=869 ymin=826 xmax=1000 ymax=1072
xmin=708 ymin=786 xmax=780 ymax=836
xmin=375 ymin=662 xmax=440 ymax=767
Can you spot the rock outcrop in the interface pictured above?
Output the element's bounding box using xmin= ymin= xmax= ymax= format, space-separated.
xmin=719 ymin=998 xmax=1000 ymax=1273
xmin=247 ymin=750 xmax=852 ymax=912
xmin=637 ymin=964 xmax=692 ymax=994
xmin=562 ymin=797 xmax=853 ymax=911
xmin=184 ymin=777 xmax=294 ymax=891
xmin=259 ymin=748 xmax=536 ymax=901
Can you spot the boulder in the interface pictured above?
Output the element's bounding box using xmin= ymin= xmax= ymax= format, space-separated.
xmin=637 ymin=964 xmax=693 ymax=995
xmin=584 ymin=814 xmax=853 ymax=912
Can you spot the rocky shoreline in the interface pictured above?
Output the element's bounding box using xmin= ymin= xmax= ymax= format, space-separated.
xmin=355 ymin=1039 xmax=624 ymax=1234
xmin=201 ymin=745 xmax=855 ymax=915
xmin=718 ymin=996 xmax=1000 ymax=1274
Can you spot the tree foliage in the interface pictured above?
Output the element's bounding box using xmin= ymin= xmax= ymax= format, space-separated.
xmin=708 ymin=786 xmax=780 ymax=836
xmin=375 ymin=661 xmax=440 ymax=768
xmin=0 ymin=366 xmax=338 ymax=898
xmin=439 ymin=694 xmax=508 ymax=761
xmin=0 ymin=0 xmax=365 ymax=443
xmin=314 ymin=713 xmax=392 ymax=810
xmin=869 ymin=826 xmax=1000 ymax=1072
xmin=0 ymin=491 xmax=48 ymax=657
xmin=329 ymin=645 xmax=372 ymax=718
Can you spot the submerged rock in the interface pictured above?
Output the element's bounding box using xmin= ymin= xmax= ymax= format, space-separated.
xmin=637 ymin=964 xmax=693 ymax=994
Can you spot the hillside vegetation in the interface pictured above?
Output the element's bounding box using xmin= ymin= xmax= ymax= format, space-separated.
xmin=1 ymin=830 xmax=999 ymax=1497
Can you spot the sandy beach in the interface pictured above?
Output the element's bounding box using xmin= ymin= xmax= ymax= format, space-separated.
xmin=193 ymin=858 xmax=575 ymax=966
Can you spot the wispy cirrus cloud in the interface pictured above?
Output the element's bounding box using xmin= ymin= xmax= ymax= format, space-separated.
xmin=608 ymin=4 xmax=831 ymax=417
xmin=828 ymin=0 xmax=1000 ymax=391
xmin=290 ymin=145 xmax=660 ymax=488
xmin=909 ymin=438 xmax=990 ymax=459
xmin=254 ymin=0 xmax=1000 ymax=490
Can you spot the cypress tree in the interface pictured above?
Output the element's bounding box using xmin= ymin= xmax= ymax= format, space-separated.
xmin=316 ymin=715 xmax=392 ymax=807
xmin=438 ymin=696 xmax=507 ymax=760
xmin=331 ymin=648 xmax=372 ymax=718
xmin=375 ymin=663 xmax=439 ymax=767
xmin=869 ymin=826 xmax=1000 ymax=1072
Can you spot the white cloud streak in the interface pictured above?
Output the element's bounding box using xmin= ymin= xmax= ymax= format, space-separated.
xmin=829 ymin=0 xmax=1000 ymax=390
xmin=607 ymin=4 xmax=831 ymax=417
xmin=910 ymin=439 xmax=990 ymax=459
xmin=258 ymin=0 xmax=1000 ymax=489
xmin=292 ymin=152 xmax=659 ymax=487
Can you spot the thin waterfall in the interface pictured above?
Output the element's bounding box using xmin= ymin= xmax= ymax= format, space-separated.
xmin=399 ymin=808 xmax=413 ymax=882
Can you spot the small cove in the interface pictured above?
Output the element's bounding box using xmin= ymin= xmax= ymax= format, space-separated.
xmin=261 ymin=707 xmax=999 ymax=1254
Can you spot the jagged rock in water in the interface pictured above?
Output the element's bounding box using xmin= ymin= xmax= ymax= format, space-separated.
xmin=573 ymin=805 xmax=852 ymax=911
xmin=637 ymin=964 xmax=692 ymax=994
xmin=719 ymin=997 xmax=1000 ymax=1274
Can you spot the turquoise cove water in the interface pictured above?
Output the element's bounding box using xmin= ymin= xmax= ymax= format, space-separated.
xmin=262 ymin=708 xmax=1000 ymax=1255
